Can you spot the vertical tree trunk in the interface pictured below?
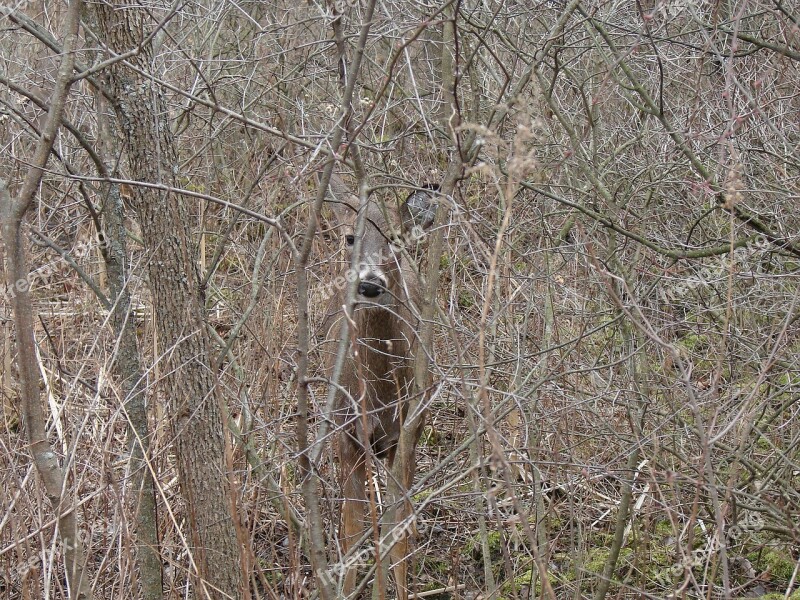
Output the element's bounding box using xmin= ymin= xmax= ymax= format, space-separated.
xmin=0 ymin=1 xmax=92 ymax=596
xmin=2 ymin=186 xmax=93 ymax=600
xmin=101 ymin=177 xmax=164 ymax=600
xmin=92 ymin=3 xmax=244 ymax=597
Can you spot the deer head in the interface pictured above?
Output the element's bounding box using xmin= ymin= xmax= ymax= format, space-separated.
xmin=326 ymin=175 xmax=436 ymax=307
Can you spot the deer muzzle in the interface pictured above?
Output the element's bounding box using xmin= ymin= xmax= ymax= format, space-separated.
xmin=357 ymin=276 xmax=386 ymax=298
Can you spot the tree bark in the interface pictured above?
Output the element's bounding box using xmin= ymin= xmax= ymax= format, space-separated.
xmin=91 ymin=2 xmax=244 ymax=597
xmin=101 ymin=178 xmax=164 ymax=599
xmin=1 ymin=185 xmax=93 ymax=600
xmin=0 ymin=1 xmax=92 ymax=596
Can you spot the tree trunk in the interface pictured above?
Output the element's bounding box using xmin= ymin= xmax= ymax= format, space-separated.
xmin=0 ymin=1 xmax=92 ymax=595
xmin=102 ymin=178 xmax=164 ymax=600
xmin=91 ymin=3 xmax=244 ymax=597
xmin=2 ymin=185 xmax=93 ymax=600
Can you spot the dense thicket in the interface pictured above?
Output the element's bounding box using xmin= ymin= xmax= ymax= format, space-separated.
xmin=1 ymin=1 xmax=798 ymax=598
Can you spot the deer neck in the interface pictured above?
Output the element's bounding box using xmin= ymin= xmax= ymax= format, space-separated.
xmin=352 ymin=296 xmax=404 ymax=344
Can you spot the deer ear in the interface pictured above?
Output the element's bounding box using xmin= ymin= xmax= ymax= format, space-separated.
xmin=323 ymin=172 xmax=358 ymax=225
xmin=400 ymin=185 xmax=438 ymax=235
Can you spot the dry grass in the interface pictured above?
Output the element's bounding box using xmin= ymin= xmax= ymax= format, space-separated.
xmin=2 ymin=0 xmax=800 ymax=598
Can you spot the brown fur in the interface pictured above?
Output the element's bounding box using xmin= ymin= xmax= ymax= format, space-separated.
xmin=322 ymin=176 xmax=434 ymax=598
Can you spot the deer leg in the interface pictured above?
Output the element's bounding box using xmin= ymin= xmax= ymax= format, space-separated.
xmin=386 ymin=424 xmax=423 ymax=600
xmin=391 ymin=542 xmax=409 ymax=600
xmin=391 ymin=453 xmax=416 ymax=600
xmin=339 ymin=435 xmax=367 ymax=598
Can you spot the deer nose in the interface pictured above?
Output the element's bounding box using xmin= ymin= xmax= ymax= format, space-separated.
xmin=358 ymin=277 xmax=386 ymax=298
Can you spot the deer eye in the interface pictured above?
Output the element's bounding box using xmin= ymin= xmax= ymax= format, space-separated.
xmin=345 ymin=234 xmax=355 ymax=246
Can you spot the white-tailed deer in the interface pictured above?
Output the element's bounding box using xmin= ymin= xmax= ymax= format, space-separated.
xmin=322 ymin=174 xmax=436 ymax=599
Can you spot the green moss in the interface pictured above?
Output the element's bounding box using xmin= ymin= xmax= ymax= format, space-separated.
xmin=589 ymin=531 xmax=614 ymax=547
xmin=487 ymin=530 xmax=502 ymax=550
xmin=774 ymin=371 xmax=800 ymax=391
xmin=501 ymin=569 xmax=536 ymax=596
xmin=420 ymin=580 xmax=458 ymax=598
xmin=462 ymin=532 xmax=479 ymax=557
xmin=546 ymin=514 xmax=565 ymax=529
xmin=586 ymin=546 xmax=634 ymax=576
xmin=418 ymin=554 xmax=450 ymax=579
xmin=585 ymin=548 xmax=610 ymax=574
xmin=463 ymin=529 xmax=503 ymax=559
xmin=677 ymin=332 xmax=707 ymax=353
xmin=458 ymin=290 xmax=475 ymax=309
xmin=654 ymin=520 xmax=674 ymax=537
xmin=550 ymin=552 xmax=577 ymax=583
xmin=261 ymin=565 xmax=283 ymax=584
xmin=429 ymin=558 xmax=449 ymax=575
xmin=755 ymin=434 xmax=772 ymax=451
xmin=648 ymin=544 xmax=673 ymax=568
xmin=647 ymin=521 xmax=681 ymax=570
xmin=412 ymin=488 xmax=435 ymax=502
xmin=748 ymin=546 xmax=796 ymax=583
